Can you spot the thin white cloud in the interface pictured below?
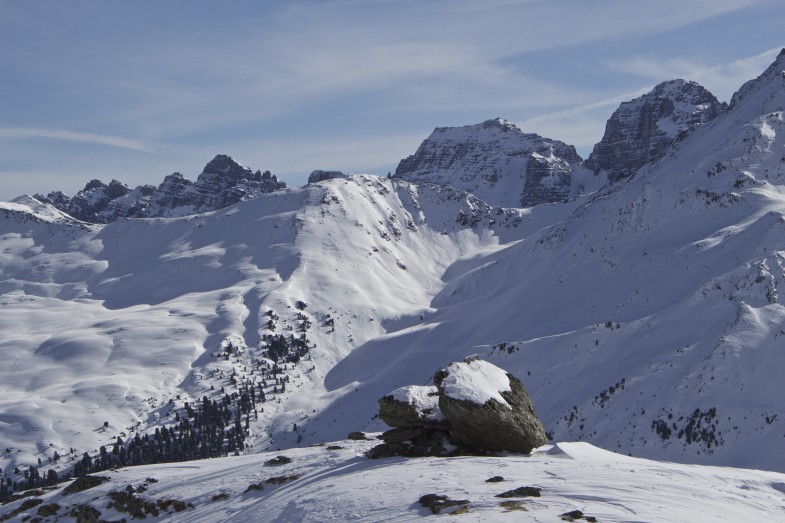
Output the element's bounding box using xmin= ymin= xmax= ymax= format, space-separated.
xmin=72 ymin=0 xmax=767 ymax=138
xmin=0 ymin=127 xmax=156 ymax=153
xmin=516 ymin=86 xmax=656 ymax=152
xmin=605 ymin=47 xmax=783 ymax=102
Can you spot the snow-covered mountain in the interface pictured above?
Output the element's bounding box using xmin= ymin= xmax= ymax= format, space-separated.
xmin=586 ymin=79 xmax=726 ymax=182
xmin=2 ymin=174 xmax=567 ymax=491
xmin=2 ymin=49 xmax=785 ymax=520
xmin=393 ymin=118 xmax=603 ymax=208
xmin=35 ymin=155 xmax=286 ymax=223
xmin=319 ymin=49 xmax=785 ymax=472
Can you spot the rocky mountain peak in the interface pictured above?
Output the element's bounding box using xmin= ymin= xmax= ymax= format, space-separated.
xmin=201 ymin=154 xmax=253 ymax=180
xmin=476 ymin=117 xmax=520 ymax=132
xmin=586 ymin=79 xmax=726 ymax=183
xmin=83 ymin=179 xmax=106 ymax=192
xmin=35 ymin=155 xmax=286 ymax=223
xmin=728 ymin=48 xmax=785 ymax=113
xmin=308 ymin=170 xmax=347 ymax=184
xmin=393 ymin=119 xmax=596 ymax=208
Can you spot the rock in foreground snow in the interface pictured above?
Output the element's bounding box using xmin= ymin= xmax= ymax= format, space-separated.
xmin=372 ymin=359 xmax=547 ymax=457
xmin=434 ymin=358 xmax=547 ymax=453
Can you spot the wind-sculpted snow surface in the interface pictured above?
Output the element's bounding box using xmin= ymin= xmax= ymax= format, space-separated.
xmin=2 ymin=438 xmax=784 ymax=522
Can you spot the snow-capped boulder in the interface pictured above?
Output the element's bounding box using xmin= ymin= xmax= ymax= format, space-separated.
xmin=393 ymin=118 xmax=595 ymax=208
xmin=378 ymin=385 xmax=448 ymax=429
xmin=586 ymin=80 xmax=725 ymax=183
xmin=434 ymin=358 xmax=547 ymax=454
xmin=308 ymin=170 xmax=347 ymax=184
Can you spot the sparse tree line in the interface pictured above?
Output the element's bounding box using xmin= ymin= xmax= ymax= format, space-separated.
xmin=0 ymin=335 xmax=305 ymax=500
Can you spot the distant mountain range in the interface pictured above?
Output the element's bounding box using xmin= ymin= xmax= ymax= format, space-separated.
xmin=34 ymin=74 xmax=729 ymax=221
xmin=35 ymin=154 xmax=286 ymax=223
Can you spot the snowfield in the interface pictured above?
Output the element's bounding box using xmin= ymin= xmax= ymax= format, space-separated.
xmin=2 ymin=438 xmax=784 ymax=522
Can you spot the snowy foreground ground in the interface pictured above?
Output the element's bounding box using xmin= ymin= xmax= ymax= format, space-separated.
xmin=3 ymin=438 xmax=784 ymax=522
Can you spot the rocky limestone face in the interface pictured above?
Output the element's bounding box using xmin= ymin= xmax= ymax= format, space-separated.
xmin=433 ymin=358 xmax=547 ymax=454
xmin=36 ymin=155 xmax=286 ymax=223
xmin=587 ymin=80 xmax=726 ymax=183
xmin=37 ymin=179 xmax=135 ymax=223
xmin=394 ymin=118 xmax=592 ymax=208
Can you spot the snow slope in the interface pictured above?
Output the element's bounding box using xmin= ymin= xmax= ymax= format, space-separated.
xmin=309 ymin=51 xmax=785 ymax=472
xmin=0 ymin=175 xmax=582 ymax=482
xmin=2 ymin=438 xmax=784 ymax=522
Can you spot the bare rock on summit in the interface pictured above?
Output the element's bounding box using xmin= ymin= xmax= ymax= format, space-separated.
xmin=308 ymin=170 xmax=347 ymax=184
xmin=393 ymin=118 xmax=594 ymax=208
xmin=35 ymin=154 xmax=286 ymax=223
xmin=434 ymin=358 xmax=547 ymax=454
xmin=586 ymin=80 xmax=725 ymax=183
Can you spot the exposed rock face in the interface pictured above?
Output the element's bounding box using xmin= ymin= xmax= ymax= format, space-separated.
xmin=378 ymin=385 xmax=449 ymax=429
xmin=394 ymin=118 xmax=595 ymax=208
xmin=35 ymin=155 xmax=286 ymax=223
xmin=586 ymin=80 xmax=726 ymax=183
xmin=434 ymin=358 xmax=547 ymax=454
xmin=369 ymin=358 xmax=546 ymax=458
xmin=308 ymin=170 xmax=347 ymax=184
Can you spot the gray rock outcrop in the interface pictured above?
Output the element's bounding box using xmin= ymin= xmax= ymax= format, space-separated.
xmin=393 ymin=118 xmax=594 ymax=208
xmin=586 ymin=80 xmax=725 ymax=183
xmin=35 ymin=154 xmax=286 ymax=223
xmin=307 ymin=170 xmax=347 ymax=184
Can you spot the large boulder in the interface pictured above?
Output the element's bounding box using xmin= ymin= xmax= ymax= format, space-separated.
xmin=378 ymin=385 xmax=449 ymax=429
xmin=434 ymin=358 xmax=547 ymax=453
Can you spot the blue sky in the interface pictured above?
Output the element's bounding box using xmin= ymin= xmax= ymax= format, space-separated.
xmin=1 ymin=0 xmax=784 ymax=201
